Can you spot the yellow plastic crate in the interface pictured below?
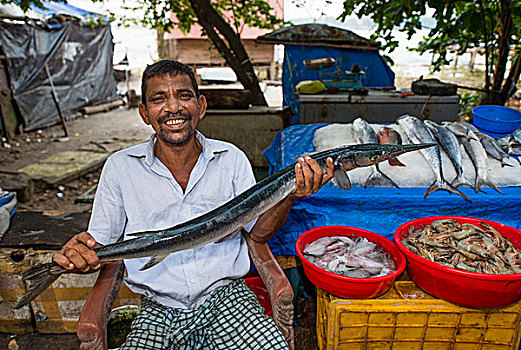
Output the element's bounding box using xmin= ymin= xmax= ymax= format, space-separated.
xmin=317 ymin=281 xmax=521 ymax=350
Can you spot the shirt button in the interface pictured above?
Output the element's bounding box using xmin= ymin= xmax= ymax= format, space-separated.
xmin=190 ymin=279 xmax=196 ymax=283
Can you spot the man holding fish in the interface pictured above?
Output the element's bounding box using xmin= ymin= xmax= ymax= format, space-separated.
xmin=52 ymin=60 xmax=335 ymax=349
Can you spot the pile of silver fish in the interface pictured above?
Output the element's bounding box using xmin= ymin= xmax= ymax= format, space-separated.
xmin=496 ymin=129 xmax=521 ymax=157
xmin=402 ymin=219 xmax=521 ymax=274
xmin=303 ymin=235 xmax=396 ymax=278
xmin=350 ymin=115 xmax=520 ymax=202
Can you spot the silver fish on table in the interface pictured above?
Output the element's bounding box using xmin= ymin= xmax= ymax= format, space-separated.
xmin=460 ymin=128 xmax=503 ymax=194
xmin=397 ymin=115 xmax=471 ymax=202
xmin=352 ymin=118 xmax=400 ymax=188
xmin=457 ymin=122 xmax=516 ymax=167
xmin=442 ymin=122 xmax=478 ymax=140
xmin=424 ymin=120 xmax=472 ymax=188
xmin=13 ymin=142 xmax=434 ymax=309
xmin=377 ymin=126 xmax=406 ymax=167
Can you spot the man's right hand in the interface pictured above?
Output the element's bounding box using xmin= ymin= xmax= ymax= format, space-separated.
xmin=53 ymin=232 xmax=101 ymax=272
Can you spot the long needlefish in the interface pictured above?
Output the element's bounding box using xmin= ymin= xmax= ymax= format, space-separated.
xmin=13 ymin=143 xmax=433 ymax=309
xmin=377 ymin=126 xmax=406 ymax=167
xmin=423 ymin=120 xmax=472 ymax=188
xmin=352 ymin=118 xmax=400 ymax=188
xmin=397 ymin=115 xmax=471 ymax=202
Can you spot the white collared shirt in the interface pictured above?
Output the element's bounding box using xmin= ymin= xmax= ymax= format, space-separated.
xmin=88 ymin=131 xmax=256 ymax=309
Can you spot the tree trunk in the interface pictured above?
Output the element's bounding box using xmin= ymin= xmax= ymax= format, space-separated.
xmin=188 ymin=0 xmax=268 ymax=106
xmin=482 ymin=0 xmax=513 ymax=105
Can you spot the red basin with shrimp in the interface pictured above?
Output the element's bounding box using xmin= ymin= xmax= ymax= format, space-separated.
xmin=296 ymin=226 xmax=406 ymax=299
xmin=394 ymin=216 xmax=521 ymax=308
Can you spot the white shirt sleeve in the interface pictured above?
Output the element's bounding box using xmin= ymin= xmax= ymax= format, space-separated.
xmin=88 ymin=156 xmax=127 ymax=245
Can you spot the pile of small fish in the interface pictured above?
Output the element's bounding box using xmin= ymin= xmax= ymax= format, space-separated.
xmin=350 ymin=115 xmax=520 ymax=202
xmin=496 ymin=129 xmax=521 ymax=157
xmin=402 ymin=219 xmax=521 ymax=274
xmin=303 ymin=235 xmax=396 ymax=278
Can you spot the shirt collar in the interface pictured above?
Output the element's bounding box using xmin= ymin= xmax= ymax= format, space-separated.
xmin=127 ymin=131 xmax=228 ymax=167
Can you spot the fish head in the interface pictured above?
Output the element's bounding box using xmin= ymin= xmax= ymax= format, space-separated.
xmin=337 ymin=143 xmax=435 ymax=171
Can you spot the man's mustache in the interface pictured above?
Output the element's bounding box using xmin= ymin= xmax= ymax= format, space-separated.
xmin=158 ymin=113 xmax=186 ymax=124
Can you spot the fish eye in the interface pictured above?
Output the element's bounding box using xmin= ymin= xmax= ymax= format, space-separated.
xmin=370 ymin=155 xmax=379 ymax=161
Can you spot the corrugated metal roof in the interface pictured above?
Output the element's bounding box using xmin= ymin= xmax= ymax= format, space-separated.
xmin=256 ymin=23 xmax=380 ymax=49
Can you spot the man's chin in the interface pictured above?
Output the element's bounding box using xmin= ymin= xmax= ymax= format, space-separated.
xmin=157 ymin=130 xmax=192 ymax=146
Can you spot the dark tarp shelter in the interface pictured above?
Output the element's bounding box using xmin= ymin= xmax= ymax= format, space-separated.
xmin=257 ymin=23 xmax=395 ymax=124
xmin=0 ymin=2 xmax=117 ymax=131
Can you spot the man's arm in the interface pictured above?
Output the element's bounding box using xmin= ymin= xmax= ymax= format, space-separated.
xmin=248 ymin=156 xmax=334 ymax=244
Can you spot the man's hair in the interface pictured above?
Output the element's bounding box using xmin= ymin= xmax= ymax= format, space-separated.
xmin=141 ymin=60 xmax=200 ymax=105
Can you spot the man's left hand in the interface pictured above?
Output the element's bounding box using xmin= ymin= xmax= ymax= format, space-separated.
xmin=289 ymin=156 xmax=334 ymax=200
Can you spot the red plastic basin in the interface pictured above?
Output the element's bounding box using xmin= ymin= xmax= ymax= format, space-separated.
xmin=296 ymin=226 xmax=406 ymax=299
xmin=245 ymin=276 xmax=272 ymax=317
xmin=394 ymin=216 xmax=521 ymax=308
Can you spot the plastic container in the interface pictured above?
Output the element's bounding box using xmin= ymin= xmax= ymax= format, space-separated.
xmin=316 ymin=282 xmax=521 ymax=350
xmin=394 ymin=216 xmax=521 ymax=308
xmin=296 ymin=226 xmax=406 ymax=299
xmin=472 ymin=105 xmax=521 ymax=133
xmin=245 ymin=276 xmax=272 ymax=316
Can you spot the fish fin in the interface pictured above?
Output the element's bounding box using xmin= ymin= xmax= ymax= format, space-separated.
xmin=139 ymin=254 xmax=169 ymax=271
xmin=14 ymin=262 xmax=65 ymax=309
xmin=424 ymin=179 xmax=472 ymax=203
xmin=484 ymin=177 xmax=503 ymax=194
xmin=365 ymin=165 xmax=400 ymax=189
xmin=334 ymin=169 xmax=351 ymax=190
xmin=388 ymin=157 xmax=406 ymax=167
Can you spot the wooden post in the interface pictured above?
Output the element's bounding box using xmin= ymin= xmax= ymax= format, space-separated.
xmin=44 ymin=64 xmax=69 ymax=137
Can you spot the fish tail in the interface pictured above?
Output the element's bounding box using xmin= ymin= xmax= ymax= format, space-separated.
xmin=424 ymin=179 xmax=472 ymax=202
xmin=365 ymin=166 xmax=400 ymax=189
xmin=500 ymin=157 xmax=515 ymax=168
xmin=451 ymin=173 xmax=473 ymax=189
xmin=484 ymin=176 xmax=503 ymax=194
xmin=13 ymin=262 xmax=65 ymax=309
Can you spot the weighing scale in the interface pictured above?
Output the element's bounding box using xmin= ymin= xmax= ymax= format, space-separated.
xmin=303 ymin=57 xmax=364 ymax=90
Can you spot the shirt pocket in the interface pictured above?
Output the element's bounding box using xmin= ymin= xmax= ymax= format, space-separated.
xmin=191 ymin=191 xmax=234 ymax=217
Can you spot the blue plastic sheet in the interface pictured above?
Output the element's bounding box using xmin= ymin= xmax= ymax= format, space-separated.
xmin=282 ymin=45 xmax=395 ymax=124
xmin=264 ymin=124 xmax=521 ymax=257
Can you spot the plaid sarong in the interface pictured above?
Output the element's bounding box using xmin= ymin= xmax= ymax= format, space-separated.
xmin=120 ymin=279 xmax=288 ymax=350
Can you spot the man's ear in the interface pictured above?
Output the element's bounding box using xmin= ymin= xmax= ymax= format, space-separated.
xmin=197 ymin=94 xmax=207 ymax=121
xmin=138 ymin=103 xmax=150 ymax=125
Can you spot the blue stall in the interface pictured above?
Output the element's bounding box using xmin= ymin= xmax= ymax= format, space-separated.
xmin=257 ymin=23 xmax=395 ymax=124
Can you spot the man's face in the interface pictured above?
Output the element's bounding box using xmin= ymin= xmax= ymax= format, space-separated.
xmin=139 ymin=73 xmax=206 ymax=146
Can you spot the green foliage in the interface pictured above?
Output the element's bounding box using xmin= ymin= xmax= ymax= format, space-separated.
xmin=339 ymin=0 xmax=521 ymax=72
xmin=458 ymin=92 xmax=481 ymax=119
xmin=1 ymin=0 xmax=55 ymax=12
xmin=110 ymin=0 xmax=282 ymax=37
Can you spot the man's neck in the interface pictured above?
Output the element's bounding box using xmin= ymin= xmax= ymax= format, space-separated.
xmin=153 ymin=135 xmax=202 ymax=192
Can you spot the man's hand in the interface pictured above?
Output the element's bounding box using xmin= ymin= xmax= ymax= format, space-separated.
xmin=53 ymin=232 xmax=101 ymax=273
xmin=289 ymin=156 xmax=335 ymax=201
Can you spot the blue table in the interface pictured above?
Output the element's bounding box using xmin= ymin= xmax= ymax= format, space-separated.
xmin=265 ymin=124 xmax=521 ymax=257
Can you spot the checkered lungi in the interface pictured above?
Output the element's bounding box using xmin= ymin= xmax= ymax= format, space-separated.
xmin=119 ymin=279 xmax=288 ymax=350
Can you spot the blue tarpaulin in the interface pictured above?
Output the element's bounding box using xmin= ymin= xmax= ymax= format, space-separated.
xmin=264 ymin=124 xmax=521 ymax=257
xmin=30 ymin=1 xmax=109 ymax=24
xmin=283 ymin=46 xmax=395 ymax=124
